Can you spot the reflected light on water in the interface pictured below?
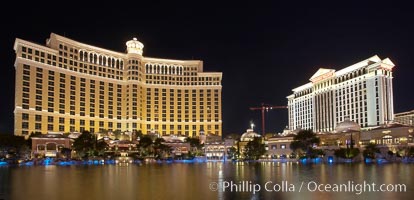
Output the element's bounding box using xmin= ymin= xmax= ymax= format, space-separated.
xmin=0 ymin=163 xmax=413 ymax=200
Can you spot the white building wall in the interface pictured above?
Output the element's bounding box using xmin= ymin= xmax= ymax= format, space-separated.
xmin=287 ymin=56 xmax=395 ymax=132
xmin=366 ymin=75 xmax=377 ymax=126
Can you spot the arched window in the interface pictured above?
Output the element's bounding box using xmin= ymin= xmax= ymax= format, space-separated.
xmin=99 ymin=55 xmax=103 ymax=65
xmin=94 ymin=54 xmax=98 ymax=64
xmin=103 ymin=56 xmax=106 ymax=66
xmin=79 ymin=50 xmax=83 ymax=61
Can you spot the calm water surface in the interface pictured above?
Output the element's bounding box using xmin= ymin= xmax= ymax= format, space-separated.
xmin=1 ymin=162 xmax=413 ymax=200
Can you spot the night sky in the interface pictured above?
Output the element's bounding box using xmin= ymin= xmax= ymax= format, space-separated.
xmin=1 ymin=1 xmax=413 ymax=136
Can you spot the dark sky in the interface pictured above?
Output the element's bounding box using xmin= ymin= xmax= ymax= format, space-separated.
xmin=1 ymin=1 xmax=413 ymax=135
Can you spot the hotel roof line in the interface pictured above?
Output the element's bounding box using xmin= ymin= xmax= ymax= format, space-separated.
xmin=51 ymin=33 xmax=205 ymax=64
xmin=394 ymin=110 xmax=414 ymax=116
xmin=15 ymin=33 xmax=209 ymax=65
xmin=13 ymin=38 xmax=58 ymax=54
xmin=288 ymin=55 xmax=395 ymax=95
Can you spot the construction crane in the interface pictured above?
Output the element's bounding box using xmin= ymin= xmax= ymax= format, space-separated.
xmin=249 ymin=103 xmax=288 ymax=135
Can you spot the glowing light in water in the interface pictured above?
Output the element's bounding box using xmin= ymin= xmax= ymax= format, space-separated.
xmin=44 ymin=157 xmax=53 ymax=165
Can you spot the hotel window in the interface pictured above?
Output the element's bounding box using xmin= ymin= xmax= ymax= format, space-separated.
xmin=35 ymin=115 xmax=42 ymax=122
xmin=22 ymin=113 xmax=29 ymax=120
xmin=48 ymin=124 xmax=53 ymax=131
xmin=35 ymin=123 xmax=41 ymax=130
xmin=22 ymin=122 xmax=29 ymax=129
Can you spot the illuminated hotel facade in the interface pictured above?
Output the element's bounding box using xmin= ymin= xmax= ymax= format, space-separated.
xmin=287 ymin=55 xmax=394 ymax=132
xmin=13 ymin=33 xmax=222 ymax=137
xmin=394 ymin=110 xmax=414 ymax=126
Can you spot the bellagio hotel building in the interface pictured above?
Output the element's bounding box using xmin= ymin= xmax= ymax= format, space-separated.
xmin=13 ymin=33 xmax=222 ymax=137
xmin=287 ymin=55 xmax=394 ymax=132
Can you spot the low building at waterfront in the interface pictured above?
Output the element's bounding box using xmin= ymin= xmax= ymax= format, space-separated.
xmin=359 ymin=123 xmax=414 ymax=151
xmin=394 ymin=110 xmax=414 ymax=126
xmin=31 ymin=133 xmax=72 ymax=157
xmin=200 ymin=133 xmax=222 ymax=144
xmin=265 ymin=134 xmax=295 ymax=158
xmin=204 ymin=138 xmax=235 ymax=161
xmin=162 ymin=141 xmax=190 ymax=156
xmin=107 ymin=140 xmax=137 ymax=152
xmin=316 ymin=117 xmax=414 ymax=154
xmin=318 ymin=117 xmax=361 ymax=149
xmin=237 ymin=129 xmax=262 ymax=155
xmin=240 ymin=129 xmax=261 ymax=142
xmin=161 ymin=135 xmax=187 ymax=143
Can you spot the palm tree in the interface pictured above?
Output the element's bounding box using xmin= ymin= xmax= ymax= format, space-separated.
xmin=290 ymin=130 xmax=320 ymax=158
xmin=363 ymin=143 xmax=380 ymax=159
xmin=185 ymin=137 xmax=204 ymax=155
xmin=243 ymin=137 xmax=266 ymax=160
xmin=60 ymin=148 xmax=72 ymax=159
xmin=138 ymin=136 xmax=154 ymax=157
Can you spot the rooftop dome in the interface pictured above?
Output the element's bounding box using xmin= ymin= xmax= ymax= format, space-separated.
xmin=240 ymin=129 xmax=261 ymax=141
xmin=126 ymin=38 xmax=144 ymax=55
xmin=335 ymin=117 xmax=361 ymax=133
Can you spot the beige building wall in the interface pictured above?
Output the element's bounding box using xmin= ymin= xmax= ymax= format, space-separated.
xmin=13 ymin=33 xmax=222 ymax=137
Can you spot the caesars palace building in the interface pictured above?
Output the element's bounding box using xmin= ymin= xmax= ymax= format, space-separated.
xmin=13 ymin=33 xmax=222 ymax=137
xmin=287 ymin=55 xmax=395 ymax=132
